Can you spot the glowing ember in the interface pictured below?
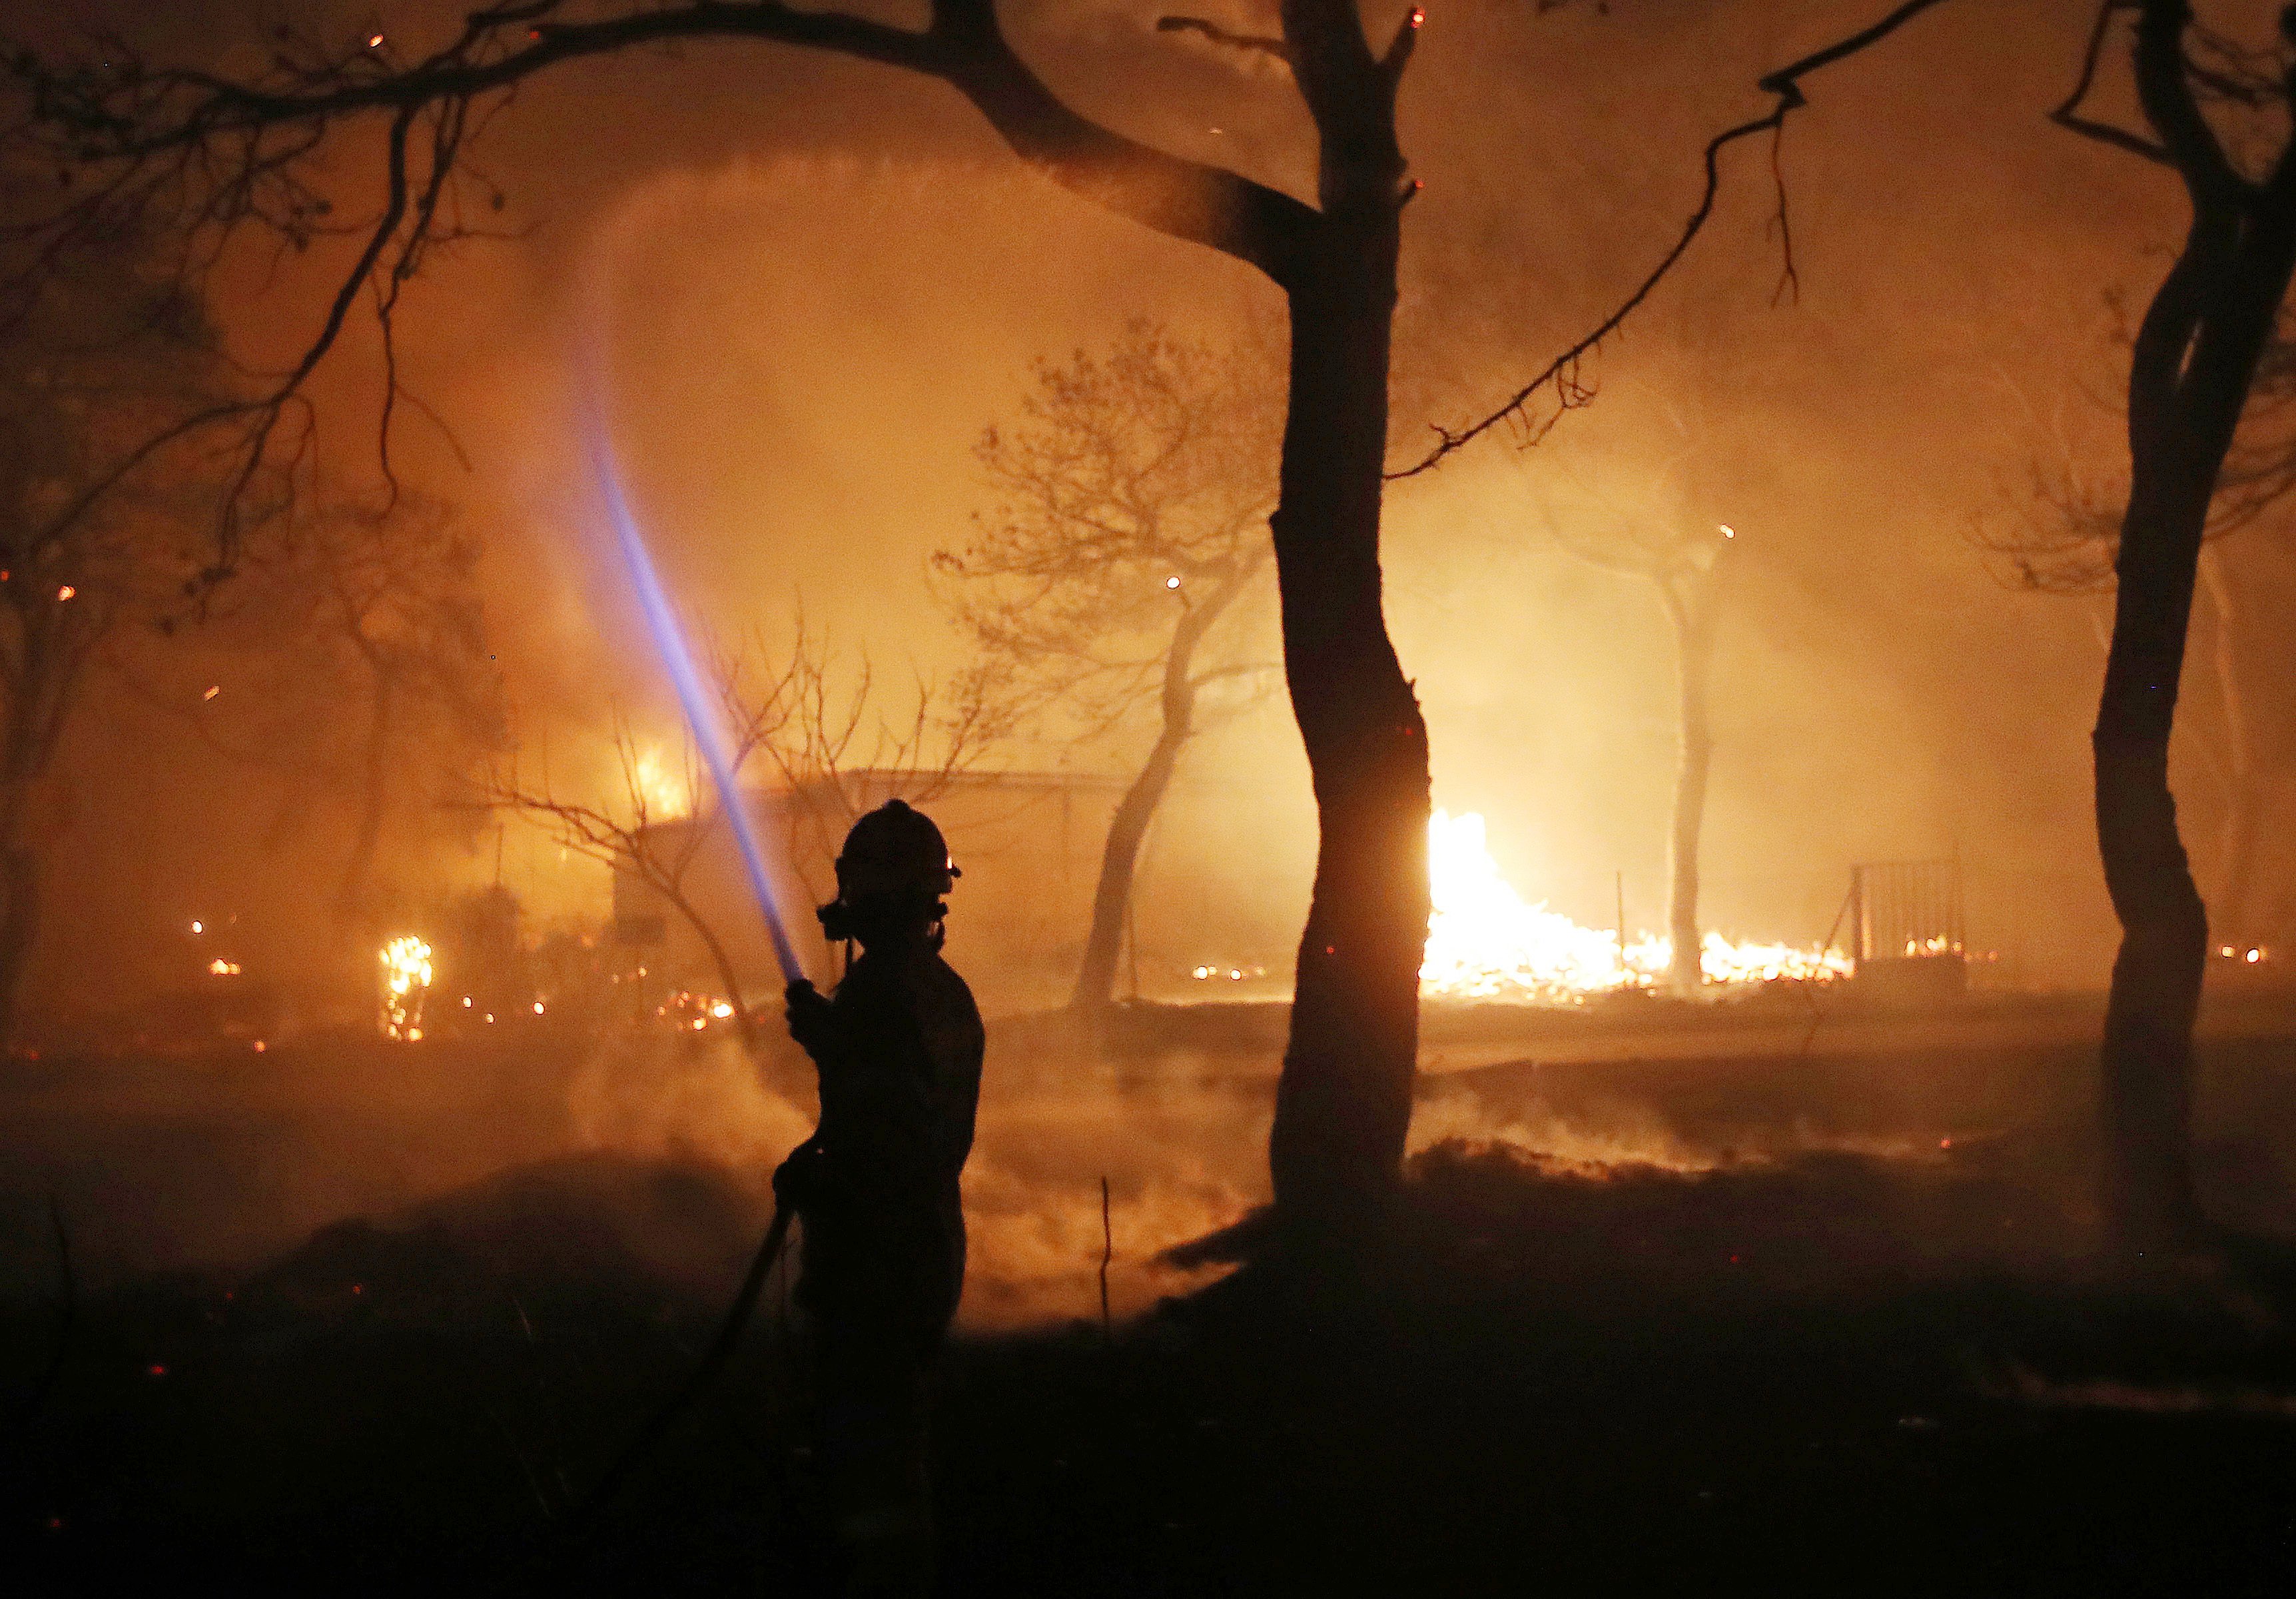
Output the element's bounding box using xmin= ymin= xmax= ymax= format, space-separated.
xmin=655 ymin=990 xmax=742 ymax=1031
xmin=378 ymin=935 xmax=434 ymax=1041
xmin=207 ymin=958 xmax=240 ymax=977
xmin=1418 ymin=810 xmax=1850 ymax=1001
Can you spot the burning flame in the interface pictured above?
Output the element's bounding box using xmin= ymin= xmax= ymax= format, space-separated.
xmin=632 ymin=745 xmax=691 ymax=820
xmin=379 ymin=935 xmax=434 ymax=1041
xmin=1419 ymin=810 xmax=1850 ymax=1001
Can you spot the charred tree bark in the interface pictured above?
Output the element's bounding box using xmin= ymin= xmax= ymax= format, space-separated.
xmin=1663 ymin=576 xmax=1719 ymax=997
xmin=2093 ymin=0 xmax=2296 ymax=1250
xmin=0 ymin=835 xmax=39 ymax=1051
xmin=2197 ymin=545 xmax=2259 ymax=944
xmin=1266 ymin=4 xmax=1430 ymax=1221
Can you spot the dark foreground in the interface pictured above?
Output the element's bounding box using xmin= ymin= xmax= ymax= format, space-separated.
xmin=6 ymin=1000 xmax=2296 ymax=1594
xmin=6 ymin=1149 xmax=2296 ymax=1594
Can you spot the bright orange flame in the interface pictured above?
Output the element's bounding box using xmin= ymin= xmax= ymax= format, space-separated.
xmin=632 ymin=746 xmax=691 ymax=819
xmin=379 ymin=935 xmax=433 ymax=1041
xmin=1418 ymin=810 xmax=1850 ymax=1001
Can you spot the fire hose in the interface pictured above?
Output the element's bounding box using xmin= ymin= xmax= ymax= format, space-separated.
xmin=577 ymin=412 xmax=817 ymax=1516
xmin=577 ymin=1186 xmax=795 ymax=1519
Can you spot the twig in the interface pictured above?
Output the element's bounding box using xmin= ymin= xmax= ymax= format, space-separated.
xmin=1154 ymin=15 xmax=1290 ymax=65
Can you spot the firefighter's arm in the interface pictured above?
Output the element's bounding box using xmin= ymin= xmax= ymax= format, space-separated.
xmin=773 ymin=1133 xmax=827 ymax=1208
xmin=783 ymin=979 xmax=844 ymax=1067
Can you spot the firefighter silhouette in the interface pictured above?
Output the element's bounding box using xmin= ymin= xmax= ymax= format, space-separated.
xmin=776 ymin=799 xmax=982 ymax=1596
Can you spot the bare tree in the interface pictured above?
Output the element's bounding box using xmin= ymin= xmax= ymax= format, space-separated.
xmin=490 ymin=711 xmax=769 ymax=1054
xmin=1533 ymin=426 xmax=1736 ymax=997
xmin=937 ymin=324 xmax=1278 ymax=1013
xmin=210 ymin=492 xmax=504 ymax=916
xmin=2045 ymin=0 xmax=2296 ymax=1249
xmin=742 ymin=624 xmax=1015 ymax=882
xmin=5 ymin=0 xmax=1957 ymax=1212
xmin=1976 ymin=376 xmax=2277 ymax=955
xmin=0 ymin=171 xmax=236 ymax=1045
xmin=486 ymin=624 xmax=997 ymax=1051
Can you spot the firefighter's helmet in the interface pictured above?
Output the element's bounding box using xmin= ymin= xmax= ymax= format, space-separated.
xmin=834 ymin=799 xmax=958 ymax=900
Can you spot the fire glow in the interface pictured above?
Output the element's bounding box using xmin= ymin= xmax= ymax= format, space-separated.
xmin=631 ymin=745 xmax=691 ymax=819
xmin=1418 ymin=811 xmax=1851 ymax=1002
xmin=379 ymin=935 xmax=434 ymax=1041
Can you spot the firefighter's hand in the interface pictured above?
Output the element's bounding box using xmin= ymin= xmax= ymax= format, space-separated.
xmin=785 ymin=979 xmax=837 ymax=1059
xmin=773 ymin=1137 xmax=825 ymax=1208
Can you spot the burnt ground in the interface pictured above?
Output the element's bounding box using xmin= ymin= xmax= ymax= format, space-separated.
xmin=7 ymin=996 xmax=2296 ymax=1595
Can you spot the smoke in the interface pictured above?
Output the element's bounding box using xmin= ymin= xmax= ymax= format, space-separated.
xmin=567 ymin=1031 xmax=816 ymax=1176
xmin=562 ymin=1025 xmax=1261 ymax=1329
xmin=19 ymin=0 xmax=2259 ymax=1021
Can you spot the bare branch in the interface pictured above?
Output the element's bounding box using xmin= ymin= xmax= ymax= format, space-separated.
xmin=2052 ymin=1 xmax=2177 ymax=167
xmin=1397 ymin=0 xmax=1955 ymax=479
xmin=1155 ymin=15 xmax=1290 ymax=65
xmin=5 ymin=1 xmax=1322 ymax=545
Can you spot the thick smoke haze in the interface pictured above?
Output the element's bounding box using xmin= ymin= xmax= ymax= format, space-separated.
xmin=13 ymin=0 xmax=2287 ymax=1015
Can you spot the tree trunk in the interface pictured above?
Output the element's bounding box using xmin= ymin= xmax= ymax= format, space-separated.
xmin=2197 ymin=544 xmax=2259 ymax=945
xmin=2097 ymin=145 xmax=2296 ymax=1247
xmin=1071 ymin=726 xmax=1186 ymax=1013
xmin=0 ymin=838 xmax=39 ymax=1052
xmin=1663 ymin=578 xmax=1718 ymax=997
xmin=1069 ymin=575 xmax=1248 ymax=1012
xmin=337 ymin=678 xmax=394 ymax=921
xmin=1266 ymin=194 xmax=1431 ymax=1219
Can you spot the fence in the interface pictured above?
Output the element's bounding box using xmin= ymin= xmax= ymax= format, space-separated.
xmin=1849 ymin=859 xmax=1965 ymax=963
